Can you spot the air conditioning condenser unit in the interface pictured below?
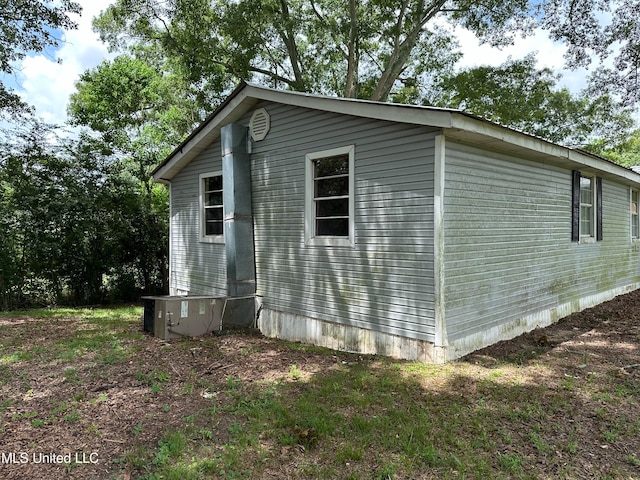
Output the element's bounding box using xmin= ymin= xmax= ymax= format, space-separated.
xmin=142 ymin=296 xmax=223 ymax=340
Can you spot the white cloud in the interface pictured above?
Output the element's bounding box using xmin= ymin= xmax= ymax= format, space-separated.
xmin=452 ymin=26 xmax=591 ymax=93
xmin=15 ymin=1 xmax=116 ymax=125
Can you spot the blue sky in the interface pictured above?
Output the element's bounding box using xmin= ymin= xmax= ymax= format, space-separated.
xmin=8 ymin=1 xmax=114 ymax=125
xmin=10 ymin=1 xmax=593 ymax=127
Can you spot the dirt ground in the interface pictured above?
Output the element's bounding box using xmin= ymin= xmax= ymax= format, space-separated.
xmin=1 ymin=290 xmax=639 ymax=479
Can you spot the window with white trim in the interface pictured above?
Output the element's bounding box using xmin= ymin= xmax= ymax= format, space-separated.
xmin=305 ymin=145 xmax=355 ymax=246
xmin=632 ymin=189 xmax=639 ymax=239
xmin=200 ymin=172 xmax=224 ymax=242
xmin=572 ymin=171 xmax=602 ymax=242
xmin=580 ymin=175 xmax=595 ymax=237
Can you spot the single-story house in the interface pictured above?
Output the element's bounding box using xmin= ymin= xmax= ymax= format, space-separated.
xmin=151 ymin=81 xmax=640 ymax=362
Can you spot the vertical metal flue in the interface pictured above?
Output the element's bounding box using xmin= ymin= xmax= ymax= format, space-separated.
xmin=221 ymin=124 xmax=256 ymax=297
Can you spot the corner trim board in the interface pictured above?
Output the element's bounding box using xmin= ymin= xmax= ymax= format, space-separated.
xmin=433 ymin=134 xmax=447 ymax=356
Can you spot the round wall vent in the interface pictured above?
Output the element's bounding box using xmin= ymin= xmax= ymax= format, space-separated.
xmin=249 ymin=108 xmax=271 ymax=141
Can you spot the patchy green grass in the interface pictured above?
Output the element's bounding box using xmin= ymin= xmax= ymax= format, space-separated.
xmin=0 ymin=302 xmax=638 ymax=479
xmin=0 ymin=306 xmax=142 ymax=365
xmin=129 ymin=357 xmax=638 ymax=480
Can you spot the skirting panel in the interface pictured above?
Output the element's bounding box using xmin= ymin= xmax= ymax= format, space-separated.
xmin=258 ymin=283 xmax=640 ymax=363
xmin=258 ymin=308 xmax=444 ymax=363
xmin=447 ymin=283 xmax=640 ymax=361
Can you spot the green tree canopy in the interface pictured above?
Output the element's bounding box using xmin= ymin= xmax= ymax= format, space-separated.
xmin=430 ymin=55 xmax=635 ymax=147
xmin=68 ymin=54 xmax=195 ymax=173
xmin=586 ymin=129 xmax=640 ymax=167
xmin=541 ymin=0 xmax=640 ymax=106
xmin=92 ymin=0 xmax=536 ymax=104
xmin=87 ymin=0 xmax=637 ymax=149
xmin=0 ymin=121 xmax=169 ymax=308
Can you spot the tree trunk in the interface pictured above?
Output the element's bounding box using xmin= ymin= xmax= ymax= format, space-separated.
xmin=344 ymin=0 xmax=359 ymax=98
xmin=278 ymin=0 xmax=306 ymax=91
xmin=371 ymin=43 xmax=415 ymax=101
xmin=370 ymin=0 xmax=447 ymax=101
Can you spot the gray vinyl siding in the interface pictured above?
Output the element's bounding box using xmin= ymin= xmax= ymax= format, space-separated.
xmin=169 ymin=139 xmax=227 ymax=296
xmin=247 ymin=102 xmax=438 ymax=342
xmin=443 ymin=140 xmax=640 ymax=342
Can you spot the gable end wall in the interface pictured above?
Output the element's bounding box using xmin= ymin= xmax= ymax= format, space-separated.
xmin=247 ymin=102 xmax=439 ymax=343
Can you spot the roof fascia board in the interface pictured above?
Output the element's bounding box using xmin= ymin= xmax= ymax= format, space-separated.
xmin=247 ymin=85 xmax=455 ymax=129
xmin=153 ymin=86 xmax=258 ymax=183
xmin=447 ymin=116 xmax=640 ymax=186
xmin=566 ymin=149 xmax=640 ymax=184
xmin=449 ymin=115 xmax=568 ymax=157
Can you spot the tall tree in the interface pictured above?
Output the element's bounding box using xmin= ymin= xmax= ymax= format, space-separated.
xmin=68 ymin=56 xmax=176 ymax=295
xmin=88 ymin=0 xmax=637 ymax=148
xmin=92 ymin=0 xmax=535 ymax=103
xmin=0 ymin=0 xmax=81 ymax=116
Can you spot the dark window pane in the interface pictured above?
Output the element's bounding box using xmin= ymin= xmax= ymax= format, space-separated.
xmin=314 ymin=155 xmax=348 ymax=178
xmin=206 ymin=221 xmax=223 ymax=235
xmin=206 ymin=192 xmax=223 ymax=206
xmin=203 ymin=175 xmax=223 ymax=237
xmin=315 ymin=177 xmax=348 ymax=198
xmin=316 ymin=198 xmax=349 ymax=217
xmin=205 ymin=176 xmax=222 ymax=191
xmin=206 ymin=207 xmax=223 ymax=221
xmin=316 ymin=218 xmax=348 ymax=236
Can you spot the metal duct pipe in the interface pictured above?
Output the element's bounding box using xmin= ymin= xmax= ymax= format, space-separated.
xmin=221 ymin=124 xmax=256 ymax=298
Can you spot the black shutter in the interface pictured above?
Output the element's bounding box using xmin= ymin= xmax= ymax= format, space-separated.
xmin=571 ymin=170 xmax=580 ymax=242
xmin=596 ymin=177 xmax=603 ymax=241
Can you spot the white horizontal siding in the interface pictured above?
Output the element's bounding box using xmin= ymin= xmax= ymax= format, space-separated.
xmin=248 ymin=102 xmax=438 ymax=342
xmin=170 ymin=139 xmax=227 ymax=296
xmin=443 ymin=140 xmax=640 ymax=342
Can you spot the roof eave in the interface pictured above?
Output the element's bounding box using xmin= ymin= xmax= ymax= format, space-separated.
xmin=243 ymin=83 xmax=457 ymax=129
xmin=152 ymin=82 xmax=640 ymax=187
xmin=446 ymin=115 xmax=640 ymax=186
xmin=152 ymin=82 xmax=258 ymax=183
